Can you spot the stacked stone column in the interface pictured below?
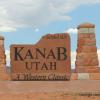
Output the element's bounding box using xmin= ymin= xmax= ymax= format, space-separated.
xmin=0 ymin=36 xmax=9 ymax=80
xmin=75 ymin=23 xmax=99 ymax=73
xmin=0 ymin=36 xmax=6 ymax=64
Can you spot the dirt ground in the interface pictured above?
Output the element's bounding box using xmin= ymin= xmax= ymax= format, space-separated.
xmin=0 ymin=80 xmax=100 ymax=100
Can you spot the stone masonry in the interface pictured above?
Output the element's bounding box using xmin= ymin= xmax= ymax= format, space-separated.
xmin=75 ymin=23 xmax=100 ymax=73
xmin=0 ymin=36 xmax=9 ymax=80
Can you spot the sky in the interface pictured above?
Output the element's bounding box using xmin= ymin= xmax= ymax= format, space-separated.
xmin=0 ymin=0 xmax=100 ymax=68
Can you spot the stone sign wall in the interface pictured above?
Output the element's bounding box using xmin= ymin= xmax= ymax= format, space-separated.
xmin=10 ymin=33 xmax=71 ymax=81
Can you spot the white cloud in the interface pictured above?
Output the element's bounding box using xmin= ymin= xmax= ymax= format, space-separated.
xmin=66 ymin=28 xmax=78 ymax=34
xmin=5 ymin=50 xmax=10 ymax=67
xmin=34 ymin=28 xmax=39 ymax=32
xmin=71 ymin=51 xmax=76 ymax=69
xmin=97 ymin=49 xmax=100 ymax=67
xmin=0 ymin=26 xmax=16 ymax=32
xmin=0 ymin=0 xmax=100 ymax=32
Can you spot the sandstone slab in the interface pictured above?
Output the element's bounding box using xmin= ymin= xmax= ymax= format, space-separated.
xmin=78 ymin=73 xmax=89 ymax=80
xmin=10 ymin=33 xmax=71 ymax=81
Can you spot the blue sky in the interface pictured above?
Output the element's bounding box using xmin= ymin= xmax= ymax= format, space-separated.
xmin=0 ymin=0 xmax=100 ymax=67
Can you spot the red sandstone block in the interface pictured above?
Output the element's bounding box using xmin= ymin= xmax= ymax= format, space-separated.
xmin=77 ymin=46 xmax=97 ymax=53
xmin=78 ymin=37 xmax=96 ymax=41
xmin=75 ymin=67 xmax=100 ymax=73
xmin=76 ymin=53 xmax=98 ymax=59
xmin=78 ymin=33 xmax=95 ymax=38
xmin=0 ymin=66 xmax=10 ymax=80
xmin=78 ymin=39 xmax=96 ymax=47
xmin=70 ymin=73 xmax=78 ymax=80
xmin=0 ymin=67 xmax=7 ymax=73
xmin=86 ymin=68 xmax=100 ymax=73
xmin=0 ymin=59 xmax=6 ymax=63
xmin=0 ymin=48 xmax=5 ymax=50
xmin=89 ymin=73 xmax=100 ymax=80
xmin=75 ymin=58 xmax=99 ymax=66
xmin=76 ymin=66 xmax=99 ymax=69
xmin=75 ymin=68 xmax=85 ymax=73
xmin=0 ymin=52 xmax=5 ymax=57
xmin=0 ymin=45 xmax=4 ymax=47
xmin=76 ymin=66 xmax=99 ymax=70
xmin=76 ymin=65 xmax=99 ymax=69
xmin=89 ymin=34 xmax=95 ymax=38
xmin=82 ymin=45 xmax=96 ymax=50
xmin=78 ymin=43 xmax=96 ymax=47
xmin=78 ymin=38 xmax=96 ymax=46
xmin=76 ymin=56 xmax=98 ymax=62
xmin=0 ymin=73 xmax=10 ymax=80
